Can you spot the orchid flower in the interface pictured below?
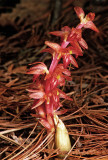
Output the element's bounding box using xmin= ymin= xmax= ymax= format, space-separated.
xmin=49 ymin=27 xmax=88 ymax=56
xmin=28 ymin=86 xmax=72 ymax=110
xmin=45 ymin=64 xmax=72 ymax=89
xmin=27 ymin=62 xmax=49 ymax=81
xmin=74 ymin=6 xmax=99 ymax=32
xmin=49 ymin=26 xmax=71 ymax=48
xmin=45 ymin=41 xmax=78 ymax=70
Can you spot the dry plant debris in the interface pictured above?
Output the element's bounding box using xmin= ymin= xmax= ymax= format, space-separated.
xmin=0 ymin=0 xmax=108 ymax=159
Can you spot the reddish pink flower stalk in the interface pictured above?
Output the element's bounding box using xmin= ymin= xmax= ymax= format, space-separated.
xmin=27 ymin=6 xmax=99 ymax=131
xmin=27 ymin=63 xmax=72 ymax=130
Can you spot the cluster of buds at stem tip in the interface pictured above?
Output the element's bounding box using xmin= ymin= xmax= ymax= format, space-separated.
xmin=27 ymin=6 xmax=99 ymax=153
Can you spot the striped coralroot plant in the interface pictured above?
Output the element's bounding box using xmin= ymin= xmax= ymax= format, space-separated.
xmin=27 ymin=6 xmax=99 ymax=156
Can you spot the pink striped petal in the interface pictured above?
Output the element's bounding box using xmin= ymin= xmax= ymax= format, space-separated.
xmin=84 ymin=21 xmax=99 ymax=32
xmin=58 ymin=89 xmax=73 ymax=101
xmin=40 ymin=48 xmax=53 ymax=54
xmin=32 ymin=99 xmax=45 ymax=109
xmin=79 ymin=38 xmax=88 ymax=49
xmin=74 ymin=6 xmax=85 ymax=20
xmin=40 ymin=118 xmax=51 ymax=130
xmin=56 ymin=109 xmax=68 ymax=115
xmin=29 ymin=90 xmax=45 ymax=99
xmin=45 ymin=41 xmax=61 ymax=52
xmin=70 ymin=55 xmax=78 ymax=68
xmin=49 ymin=31 xmax=64 ymax=37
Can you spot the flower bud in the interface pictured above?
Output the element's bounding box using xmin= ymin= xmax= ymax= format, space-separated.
xmin=54 ymin=114 xmax=71 ymax=157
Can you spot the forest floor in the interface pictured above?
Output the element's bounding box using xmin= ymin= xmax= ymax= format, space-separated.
xmin=0 ymin=0 xmax=108 ymax=159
